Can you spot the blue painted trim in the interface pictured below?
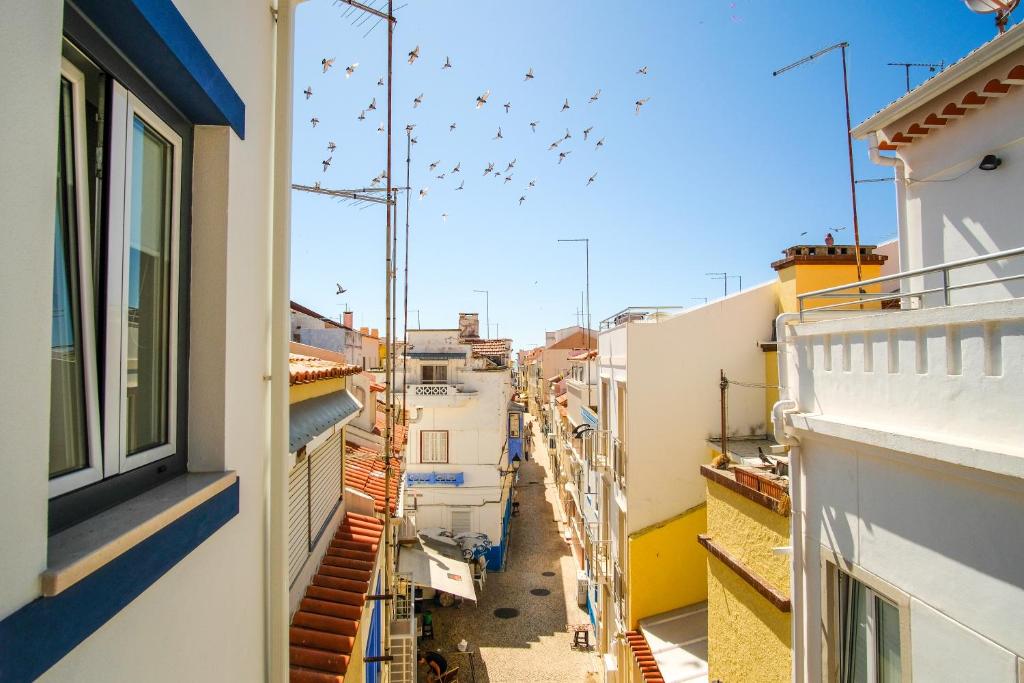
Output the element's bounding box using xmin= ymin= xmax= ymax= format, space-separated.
xmin=0 ymin=479 xmax=240 ymax=682
xmin=365 ymin=572 xmax=382 ymax=682
xmin=70 ymin=0 xmax=246 ymax=138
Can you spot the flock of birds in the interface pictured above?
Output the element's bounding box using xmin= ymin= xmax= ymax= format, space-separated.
xmin=302 ymin=42 xmax=653 ymax=218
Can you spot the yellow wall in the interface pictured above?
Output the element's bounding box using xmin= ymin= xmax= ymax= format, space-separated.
xmin=777 ymin=261 xmax=884 ymax=314
xmin=763 ymin=350 xmax=779 ymax=439
xmin=705 ymin=479 xmax=791 ymax=682
xmin=628 ymin=503 xmax=708 ymax=626
xmin=289 ymin=376 xmax=346 ymax=405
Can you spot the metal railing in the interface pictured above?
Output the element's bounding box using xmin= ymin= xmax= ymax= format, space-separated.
xmin=599 ymin=306 xmax=686 ymax=330
xmin=798 ymin=246 xmax=1024 ymax=320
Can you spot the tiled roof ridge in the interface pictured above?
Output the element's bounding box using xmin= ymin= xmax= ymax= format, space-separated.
xmin=289 ymin=354 xmax=362 ymax=385
xmin=344 ymin=445 xmax=403 ymax=514
xmin=625 ymin=630 xmax=665 ymax=683
xmin=289 ymin=513 xmax=384 ymax=682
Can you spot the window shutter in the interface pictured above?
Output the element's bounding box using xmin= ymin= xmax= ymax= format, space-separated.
xmin=308 ymin=430 xmax=343 ymax=543
xmin=451 ymin=508 xmax=472 ymax=535
xmin=287 ymin=455 xmax=309 ymax=584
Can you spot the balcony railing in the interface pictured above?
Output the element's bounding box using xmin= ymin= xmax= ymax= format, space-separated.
xmin=599 ymin=306 xmax=686 ymax=330
xmin=797 ymin=246 xmax=1024 ymax=320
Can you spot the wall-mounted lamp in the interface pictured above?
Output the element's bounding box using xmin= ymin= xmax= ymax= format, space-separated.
xmin=500 ymin=455 xmax=522 ymax=475
xmin=979 ymin=154 xmax=1003 ymax=171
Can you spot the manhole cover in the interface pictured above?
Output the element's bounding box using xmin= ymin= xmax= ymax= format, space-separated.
xmin=493 ymin=607 xmax=520 ymax=619
xmin=542 ymin=571 xmax=556 ymax=577
xmin=530 ymin=588 xmax=551 ymax=596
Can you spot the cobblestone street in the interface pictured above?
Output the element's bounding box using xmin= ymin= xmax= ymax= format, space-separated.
xmin=424 ymin=415 xmax=601 ymax=682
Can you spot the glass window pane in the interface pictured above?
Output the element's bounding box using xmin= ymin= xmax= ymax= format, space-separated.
xmin=126 ymin=116 xmax=173 ymax=455
xmin=876 ymin=597 xmax=902 ymax=683
xmin=839 ymin=573 xmax=869 ymax=683
xmin=50 ymin=78 xmax=90 ymax=478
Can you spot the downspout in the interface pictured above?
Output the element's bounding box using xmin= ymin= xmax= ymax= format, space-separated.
xmin=867 ymin=133 xmax=910 ymax=276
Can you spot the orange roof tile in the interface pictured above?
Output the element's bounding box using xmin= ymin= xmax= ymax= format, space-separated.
xmin=568 ymin=349 xmax=598 ymax=361
xmin=625 ymin=630 xmax=665 ymax=682
xmin=373 ymin=411 xmax=407 ymax=453
xmin=361 ymin=372 xmax=387 ymax=393
xmin=289 ymin=512 xmax=383 ymax=683
xmin=290 ymin=354 xmax=361 ymax=386
xmin=344 ymin=447 xmax=402 ymax=515
xmin=467 ymin=338 xmax=511 ymax=357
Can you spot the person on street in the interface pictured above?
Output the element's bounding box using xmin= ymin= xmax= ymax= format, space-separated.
xmin=418 ymin=651 xmax=448 ymax=682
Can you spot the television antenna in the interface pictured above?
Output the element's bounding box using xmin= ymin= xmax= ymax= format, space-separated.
xmin=887 ymin=62 xmax=945 ymax=93
xmin=964 ymin=0 xmax=1020 ymax=34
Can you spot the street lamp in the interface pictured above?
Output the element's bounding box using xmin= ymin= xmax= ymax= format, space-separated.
xmin=472 ymin=289 xmax=490 ymax=338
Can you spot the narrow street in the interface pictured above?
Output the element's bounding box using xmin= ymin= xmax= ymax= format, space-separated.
xmin=425 ymin=414 xmax=601 ymax=682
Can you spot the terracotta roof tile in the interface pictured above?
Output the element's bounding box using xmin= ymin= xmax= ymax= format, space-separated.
xmin=568 ymin=349 xmax=598 ymax=361
xmin=290 ymin=354 xmax=362 ymax=385
xmin=344 ymin=446 xmax=402 ymax=514
xmin=625 ymin=630 xmax=665 ymax=682
xmin=289 ymin=513 xmax=384 ymax=683
xmin=373 ymin=410 xmax=407 ymax=452
xmin=467 ymin=338 xmax=511 ymax=357
xmin=360 ymin=372 xmax=387 ymax=393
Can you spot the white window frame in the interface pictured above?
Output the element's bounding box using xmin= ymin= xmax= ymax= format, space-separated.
xmin=103 ymin=82 xmax=182 ymax=476
xmin=421 ymin=363 xmax=448 ymax=384
xmin=50 ymin=58 xmax=104 ymax=498
xmin=420 ymin=430 xmax=449 ymax=464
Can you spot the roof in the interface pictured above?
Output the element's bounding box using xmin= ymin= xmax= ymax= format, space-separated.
xmin=290 ymin=390 xmax=361 ymax=453
xmin=567 ymin=349 xmax=598 ymax=361
xmin=467 ymin=338 xmax=512 ymax=357
xmin=547 ymin=329 xmax=597 ymax=351
xmin=361 ymin=372 xmax=386 ymax=393
xmin=852 ymin=21 xmax=1024 ymax=147
xmin=625 ymin=630 xmax=664 ymax=682
xmin=289 ymin=512 xmax=383 ymax=683
xmin=290 ymin=300 xmax=347 ymax=330
xmin=289 ymin=354 xmax=361 ymax=385
xmin=373 ymin=410 xmax=407 ymax=453
xmin=344 ymin=447 xmax=402 ymax=514
xmin=636 ymin=603 xmax=709 ymax=682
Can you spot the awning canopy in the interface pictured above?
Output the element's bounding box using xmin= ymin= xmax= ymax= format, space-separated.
xmin=289 ymin=389 xmax=361 ymax=452
xmin=398 ymin=539 xmax=477 ymax=602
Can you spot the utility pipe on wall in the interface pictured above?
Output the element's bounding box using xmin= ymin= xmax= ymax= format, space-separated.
xmin=867 ymin=133 xmax=911 ymax=277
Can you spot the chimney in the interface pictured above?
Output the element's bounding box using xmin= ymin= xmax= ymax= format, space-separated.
xmin=459 ymin=313 xmax=480 ymax=339
xmin=343 ymin=311 xmax=354 ymax=328
xmin=360 ymin=326 xmax=369 ymax=335
xmin=370 ymin=328 xmax=379 ymax=338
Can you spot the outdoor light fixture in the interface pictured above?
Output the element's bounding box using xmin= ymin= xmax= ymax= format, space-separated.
xmin=571 ymin=424 xmax=594 ymax=439
xmin=501 ymin=455 xmax=522 ymax=475
xmin=979 ymin=154 xmax=1003 ymax=170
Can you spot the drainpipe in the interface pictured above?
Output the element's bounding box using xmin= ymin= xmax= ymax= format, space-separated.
xmin=867 ymin=133 xmax=911 ymax=277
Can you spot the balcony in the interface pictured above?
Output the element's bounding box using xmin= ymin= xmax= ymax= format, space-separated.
xmin=405 ymin=383 xmax=477 ymax=406
xmin=781 ymin=248 xmax=1024 ymax=464
xmin=566 ymin=377 xmax=597 ymax=420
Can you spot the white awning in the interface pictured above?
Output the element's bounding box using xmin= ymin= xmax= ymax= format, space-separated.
xmin=398 ymin=541 xmax=477 ymax=602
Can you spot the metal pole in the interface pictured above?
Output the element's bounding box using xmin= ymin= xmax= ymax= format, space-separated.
xmin=585 ymin=238 xmax=591 ymax=387
xmin=719 ymin=370 xmax=728 ymax=461
xmin=840 ymin=44 xmax=864 ymax=283
xmin=402 ymin=128 xmax=411 ymax=417
xmin=382 ymin=0 xmax=394 ymax=664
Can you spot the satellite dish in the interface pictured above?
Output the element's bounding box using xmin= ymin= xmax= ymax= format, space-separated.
xmin=964 ymin=0 xmax=1020 ymax=33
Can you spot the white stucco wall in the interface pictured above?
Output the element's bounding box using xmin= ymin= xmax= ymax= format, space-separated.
xmin=0 ymin=1 xmax=282 ymax=680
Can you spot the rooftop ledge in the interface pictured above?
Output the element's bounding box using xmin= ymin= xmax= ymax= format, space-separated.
xmin=43 ymin=471 xmax=237 ymax=596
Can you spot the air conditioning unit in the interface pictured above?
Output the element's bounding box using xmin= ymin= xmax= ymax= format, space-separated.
xmin=576 ymin=571 xmax=589 ymax=608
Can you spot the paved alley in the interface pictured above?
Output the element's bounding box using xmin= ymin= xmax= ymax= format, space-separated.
xmin=423 ymin=415 xmax=601 ymax=682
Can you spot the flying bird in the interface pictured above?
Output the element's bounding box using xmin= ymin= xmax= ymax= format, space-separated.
xmin=449 ymin=122 xmax=457 ymax=132
xmin=475 ymin=90 xmax=490 ymax=109
xmin=436 ymin=173 xmax=446 ymax=180
xmin=583 ymin=126 xmax=593 ymax=141
xmin=561 ymin=98 xmax=570 ymax=112
xmin=442 ymin=56 xmax=452 ymax=70
xmin=322 ymin=57 xmax=335 ymax=73
xmin=406 ymin=123 xmax=416 ymax=133
xmin=442 ymin=212 xmax=448 ymax=222
xmin=408 ymin=45 xmax=420 ymax=64
xmin=548 ymin=140 xmax=560 ymax=151
xmin=493 ymin=171 xmax=502 ymax=178
xmin=336 ymin=283 xmax=347 ymax=295
xmin=310 ymin=116 xmax=319 ymax=127
xmin=370 ymin=175 xmax=382 ymax=187
xmin=505 ymin=158 xmax=517 ymax=172
xmin=589 ymin=89 xmax=601 ymax=103
xmin=483 ymin=162 xmax=494 ymax=176
xmin=635 ymin=97 xmax=650 ymax=115
xmin=519 ymin=195 xmax=526 ymax=205
xmin=527 ymin=179 xmax=536 ymax=188
xmin=563 ymin=128 xmax=572 ymax=140
xmin=413 ymin=93 xmax=423 ymax=108
xmin=357 ymin=110 xmax=366 ymax=120
xmin=529 ymin=121 xmax=539 ymax=133
xmin=493 ymin=127 xmax=503 ymax=140
xmin=504 ymin=174 xmax=513 ymax=184
xmin=303 ymin=86 xmax=313 ymax=99
xmin=504 ymin=101 xmax=511 ymax=114
xmin=595 ymin=137 xmax=605 ymax=150
xmin=321 ymin=156 xmax=332 ymax=172
xmin=418 ymin=187 xmax=429 ymax=200
xmin=345 ymin=62 xmax=358 ymax=78
xmin=377 ymin=122 xmax=385 ymax=134
xmin=587 ymin=172 xmax=598 ymax=186
xmin=455 ymin=180 xmax=465 ymax=190
xmin=636 ymin=65 xmax=648 ymax=75
xmin=524 ymin=67 xmax=534 ymax=81
xmin=410 ymin=137 xmax=418 ymax=145
xmin=327 ymin=141 xmax=337 ymax=152
xmin=368 ymin=97 xmax=377 ymax=111
xmin=314 ymin=181 xmax=321 ymax=190
xmin=558 ymin=151 xmax=571 ymax=164
xmin=429 ymin=160 xmax=440 ymax=171
xmin=452 ymin=162 xmax=461 ymax=173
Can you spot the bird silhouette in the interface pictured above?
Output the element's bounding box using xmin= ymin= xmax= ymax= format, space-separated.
xmin=589 ymin=89 xmax=601 ymax=103
xmin=322 ymin=57 xmax=335 ymax=73
xmin=442 ymin=212 xmax=448 ymax=222
xmin=303 ymin=86 xmax=313 ymax=99
xmin=436 ymin=173 xmax=446 ymax=180
xmin=505 ymin=158 xmax=517 ymax=172
xmin=455 ymin=180 xmax=465 ymax=190
xmin=451 ymin=162 xmax=461 ymax=173
xmin=345 ymin=62 xmax=358 ymax=78
xmin=635 ymin=98 xmax=650 ymax=115
xmin=322 ymin=157 xmax=332 ymax=172
xmin=377 ymin=76 xmax=384 ymax=86
xmin=548 ymin=140 xmax=560 ymax=151
xmin=527 ymin=179 xmax=536 ymax=188
xmin=418 ymin=187 xmax=429 ymax=200
xmin=504 ymin=174 xmax=513 ymax=184
xmin=504 ymin=101 xmax=512 ymax=114
xmin=357 ymin=110 xmax=366 ymax=120
xmin=561 ymin=98 xmax=570 ymax=112
xmin=429 ymin=160 xmax=440 ymax=171
xmin=483 ymin=162 xmax=495 ymax=176
xmin=558 ymin=151 xmax=571 ymax=164
xmin=563 ymin=128 xmax=572 ymax=141
xmin=519 ymin=195 xmax=526 ymax=205
xmin=493 ymin=127 xmax=503 ymax=140
xmin=406 ymin=123 xmax=416 ymax=133
xmin=377 ymin=122 xmax=385 ymax=134
xmin=636 ymin=65 xmax=648 ymax=75
xmin=442 ymin=56 xmax=452 ymax=70
xmin=336 ymin=283 xmax=347 ymax=295
xmin=476 ymin=90 xmax=490 ymax=109
xmin=524 ymin=67 xmax=534 ymax=81
xmin=410 ymin=137 xmax=418 ymax=145
xmin=587 ymin=172 xmax=597 ymax=186
xmin=327 ymin=141 xmax=337 ymax=152
xmin=408 ymin=45 xmax=420 ymax=64
xmin=529 ymin=121 xmax=539 ymax=133
xmin=583 ymin=126 xmax=593 ymax=141
xmin=413 ymin=93 xmax=423 ymax=108
xmin=310 ymin=116 xmax=319 ymax=127
xmin=449 ymin=122 xmax=457 ymax=132
xmin=595 ymin=137 xmax=605 ymax=150
xmin=368 ymin=97 xmax=377 ymax=111
xmin=314 ymin=181 xmax=321 ymax=190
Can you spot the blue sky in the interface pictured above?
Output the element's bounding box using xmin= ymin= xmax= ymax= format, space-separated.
xmin=290 ymin=0 xmax=1007 ymax=349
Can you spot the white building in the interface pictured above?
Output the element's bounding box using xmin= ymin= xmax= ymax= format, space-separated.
xmin=292 ymin=301 xmax=380 ymax=370
xmin=0 ymin=0 xmax=306 ymax=679
xmin=778 ymin=24 xmax=1024 ymax=682
xmin=399 ymin=314 xmax=516 ymax=570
